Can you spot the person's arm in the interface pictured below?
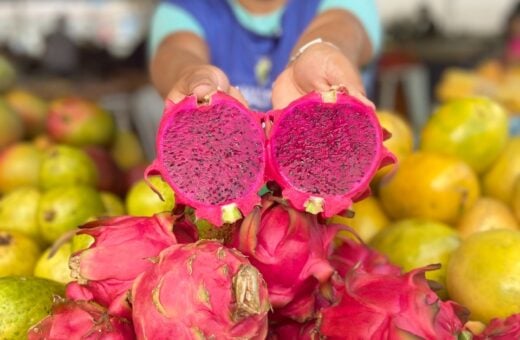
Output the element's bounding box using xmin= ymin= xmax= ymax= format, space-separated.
xmin=272 ymin=6 xmax=379 ymax=109
xmin=149 ymin=4 xmax=245 ymax=104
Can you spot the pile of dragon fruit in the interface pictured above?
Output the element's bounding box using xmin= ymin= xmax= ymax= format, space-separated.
xmin=27 ymin=90 xmax=519 ymax=339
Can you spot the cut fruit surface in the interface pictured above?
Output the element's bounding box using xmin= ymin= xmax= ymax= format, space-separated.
xmin=146 ymin=92 xmax=266 ymax=226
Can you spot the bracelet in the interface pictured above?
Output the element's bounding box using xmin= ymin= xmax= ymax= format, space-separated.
xmin=289 ymin=38 xmax=339 ymax=64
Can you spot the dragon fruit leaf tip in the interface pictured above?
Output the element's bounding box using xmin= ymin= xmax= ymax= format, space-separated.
xmin=266 ymin=89 xmax=395 ymax=218
xmin=150 ymin=91 xmax=266 ymax=226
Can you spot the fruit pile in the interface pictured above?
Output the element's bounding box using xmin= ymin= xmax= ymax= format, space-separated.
xmin=0 ymin=59 xmax=518 ymax=339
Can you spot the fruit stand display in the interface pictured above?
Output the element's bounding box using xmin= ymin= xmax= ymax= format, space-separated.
xmin=0 ymin=53 xmax=519 ymax=340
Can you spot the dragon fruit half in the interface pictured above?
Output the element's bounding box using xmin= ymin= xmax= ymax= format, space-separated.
xmin=68 ymin=214 xmax=178 ymax=316
xmin=145 ymin=92 xmax=266 ymax=226
xmin=265 ymin=88 xmax=395 ymax=217
xmin=132 ymin=240 xmax=270 ymax=339
xmin=233 ymin=196 xmax=337 ymax=322
xmin=318 ymin=264 xmax=468 ymax=339
xmin=27 ymin=300 xmax=135 ymax=340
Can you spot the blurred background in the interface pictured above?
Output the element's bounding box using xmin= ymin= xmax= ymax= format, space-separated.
xmin=1 ymin=0 xmax=520 ymax=157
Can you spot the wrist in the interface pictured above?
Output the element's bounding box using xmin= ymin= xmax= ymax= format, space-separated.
xmin=289 ymin=38 xmax=340 ymax=64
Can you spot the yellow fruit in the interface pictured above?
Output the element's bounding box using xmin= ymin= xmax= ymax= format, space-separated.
xmin=436 ymin=69 xmax=480 ymax=102
xmin=482 ymin=137 xmax=520 ymax=204
xmin=372 ymin=111 xmax=414 ymax=187
xmin=0 ymin=143 xmax=42 ymax=194
xmin=370 ymin=219 xmax=460 ymax=298
xmin=125 ymin=176 xmax=175 ymax=216
xmin=330 ymin=196 xmax=390 ymax=243
xmin=5 ymin=89 xmax=48 ymax=137
xmin=421 ymin=98 xmax=509 ymax=174
xmin=379 ymin=152 xmax=480 ymax=224
xmin=457 ymin=197 xmax=519 ymax=239
xmin=0 ymin=230 xmax=41 ymax=276
xmin=446 ymin=229 xmax=520 ymax=323
xmin=513 ymin=181 xmax=520 ymax=221
xmin=34 ymin=241 xmax=73 ymax=284
xmin=38 ymin=186 xmax=105 ymax=244
xmin=110 ymin=130 xmax=145 ymax=171
xmin=0 ymin=187 xmax=41 ymax=240
xmin=100 ymin=191 xmax=125 ymax=216
xmin=0 ymin=276 xmax=64 ymax=340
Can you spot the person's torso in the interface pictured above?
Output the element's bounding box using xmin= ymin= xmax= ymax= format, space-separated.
xmin=165 ymin=0 xmax=321 ymax=110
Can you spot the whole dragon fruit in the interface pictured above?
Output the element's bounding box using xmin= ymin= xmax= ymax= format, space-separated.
xmin=68 ymin=214 xmax=178 ymax=316
xmin=145 ymin=92 xmax=266 ymax=226
xmin=131 ymin=240 xmax=270 ymax=339
xmin=234 ymin=196 xmax=337 ymax=322
xmin=27 ymin=300 xmax=135 ymax=340
xmin=330 ymin=234 xmax=401 ymax=277
xmin=265 ymin=88 xmax=395 ymax=217
xmin=318 ymin=264 xmax=468 ymax=339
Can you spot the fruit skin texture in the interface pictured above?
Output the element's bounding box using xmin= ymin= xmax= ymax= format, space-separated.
xmin=318 ymin=265 xmax=467 ymax=339
xmin=372 ymin=111 xmax=414 ymax=187
xmin=0 ymin=143 xmax=42 ymax=194
xmin=379 ymin=152 xmax=480 ymax=224
xmin=447 ymin=229 xmax=520 ymax=323
xmin=27 ymin=300 xmax=135 ymax=340
xmin=330 ymin=196 xmax=390 ymax=243
xmin=0 ymin=276 xmax=64 ymax=340
xmin=421 ymin=97 xmax=509 ymax=173
xmin=125 ymin=176 xmax=175 ymax=217
xmin=0 ymin=187 xmax=41 ymax=239
xmin=370 ymin=219 xmax=461 ymax=298
xmin=38 ymin=185 xmax=105 ymax=244
xmin=457 ymin=197 xmax=519 ymax=239
xmin=266 ymin=90 xmax=395 ymax=218
xmin=0 ymin=99 xmax=24 ymax=149
xmin=39 ymin=145 xmax=98 ymax=190
xmin=233 ymin=197 xmax=336 ymax=322
xmin=5 ymin=89 xmax=48 ymax=137
xmin=482 ymin=137 xmax=520 ymax=205
xmin=132 ymin=240 xmax=270 ymax=340
xmin=34 ymin=241 xmax=73 ymax=284
xmin=330 ymin=235 xmax=401 ymax=278
xmin=268 ymin=321 xmax=318 ymax=339
xmin=146 ymin=92 xmax=266 ymax=226
xmin=46 ymin=97 xmax=115 ymax=146
xmin=473 ymin=313 xmax=520 ymax=340
xmin=69 ymin=214 xmax=178 ymax=316
xmin=0 ymin=230 xmax=41 ymax=276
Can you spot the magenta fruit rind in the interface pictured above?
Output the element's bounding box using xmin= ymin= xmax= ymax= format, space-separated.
xmin=145 ymin=92 xmax=266 ymax=227
xmin=266 ymin=89 xmax=395 ymax=217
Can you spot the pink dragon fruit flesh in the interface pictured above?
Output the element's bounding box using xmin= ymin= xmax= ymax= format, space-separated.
xmin=145 ymin=92 xmax=266 ymax=226
xmin=27 ymin=300 xmax=135 ymax=340
xmin=131 ymin=240 xmax=270 ymax=339
xmin=318 ymin=264 xmax=468 ymax=339
xmin=233 ymin=196 xmax=337 ymax=322
xmin=265 ymin=88 xmax=395 ymax=217
xmin=68 ymin=214 xmax=178 ymax=316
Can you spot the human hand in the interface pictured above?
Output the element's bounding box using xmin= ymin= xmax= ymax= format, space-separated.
xmin=167 ymin=65 xmax=247 ymax=105
xmin=272 ymin=42 xmax=374 ymax=109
